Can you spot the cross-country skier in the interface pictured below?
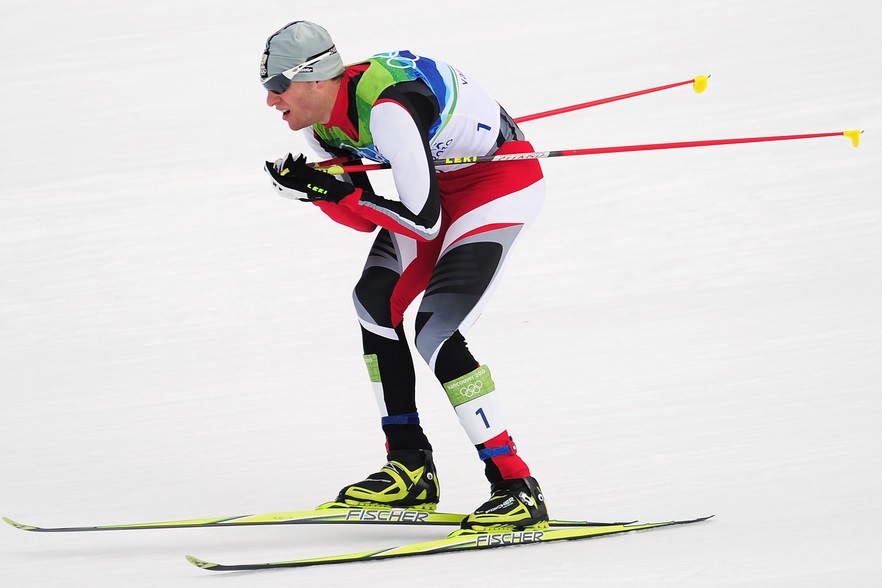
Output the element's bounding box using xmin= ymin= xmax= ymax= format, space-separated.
xmin=261 ymin=20 xmax=548 ymax=532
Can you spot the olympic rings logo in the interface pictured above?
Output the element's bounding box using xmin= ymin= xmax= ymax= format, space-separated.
xmin=459 ymin=380 xmax=483 ymax=399
xmin=379 ymin=51 xmax=420 ymax=70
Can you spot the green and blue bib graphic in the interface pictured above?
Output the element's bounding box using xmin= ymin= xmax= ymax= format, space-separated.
xmin=313 ymin=51 xmax=459 ymax=162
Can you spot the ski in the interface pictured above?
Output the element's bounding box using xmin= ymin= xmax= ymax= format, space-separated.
xmin=187 ymin=515 xmax=714 ymax=571
xmin=2 ymin=508 xmax=632 ymax=533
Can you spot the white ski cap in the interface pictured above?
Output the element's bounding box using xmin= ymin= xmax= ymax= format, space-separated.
xmin=261 ymin=21 xmax=345 ymax=82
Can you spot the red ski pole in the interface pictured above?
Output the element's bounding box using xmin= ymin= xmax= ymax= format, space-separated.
xmin=324 ymin=130 xmax=862 ymax=175
xmin=513 ymin=75 xmax=708 ymax=123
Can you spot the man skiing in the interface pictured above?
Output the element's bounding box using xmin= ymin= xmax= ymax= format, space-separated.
xmin=261 ymin=20 xmax=548 ymax=532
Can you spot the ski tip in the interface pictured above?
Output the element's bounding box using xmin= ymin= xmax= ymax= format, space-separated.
xmin=186 ymin=555 xmax=219 ymax=570
xmin=3 ymin=517 xmax=35 ymax=531
xmin=625 ymin=514 xmax=714 ymax=528
xmin=681 ymin=514 xmax=715 ymax=524
xmin=843 ymin=129 xmax=863 ymax=148
xmin=693 ymin=75 xmax=709 ymax=94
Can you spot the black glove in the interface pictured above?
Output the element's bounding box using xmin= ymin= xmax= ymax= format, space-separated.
xmin=264 ymin=153 xmax=356 ymax=203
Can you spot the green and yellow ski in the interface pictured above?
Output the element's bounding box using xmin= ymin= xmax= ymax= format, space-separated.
xmin=3 ymin=507 xmax=632 ymax=533
xmin=187 ymin=516 xmax=713 ymax=571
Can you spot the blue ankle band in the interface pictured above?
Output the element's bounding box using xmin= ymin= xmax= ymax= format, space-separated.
xmin=478 ymin=445 xmax=512 ymax=460
xmin=477 ymin=437 xmax=518 ymax=461
xmin=381 ymin=413 xmax=420 ymax=426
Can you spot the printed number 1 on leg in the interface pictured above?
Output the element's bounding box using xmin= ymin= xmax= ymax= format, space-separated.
xmin=475 ymin=407 xmax=490 ymax=428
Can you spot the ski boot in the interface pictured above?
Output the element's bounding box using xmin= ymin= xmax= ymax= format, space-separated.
xmin=318 ymin=449 xmax=440 ymax=511
xmin=454 ymin=476 xmax=549 ymax=534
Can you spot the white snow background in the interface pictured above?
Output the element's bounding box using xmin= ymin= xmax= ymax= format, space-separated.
xmin=2 ymin=1 xmax=880 ymax=586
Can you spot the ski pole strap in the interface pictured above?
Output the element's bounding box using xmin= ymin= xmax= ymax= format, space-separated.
xmin=381 ymin=413 xmax=421 ymax=426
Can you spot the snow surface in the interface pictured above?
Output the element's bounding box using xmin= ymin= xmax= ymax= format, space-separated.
xmin=2 ymin=1 xmax=881 ymax=585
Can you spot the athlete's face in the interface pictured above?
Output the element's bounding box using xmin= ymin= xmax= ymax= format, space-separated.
xmin=266 ymin=80 xmax=334 ymax=131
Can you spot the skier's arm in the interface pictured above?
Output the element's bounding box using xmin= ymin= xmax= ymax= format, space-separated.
xmin=267 ymin=82 xmax=441 ymax=241
xmin=335 ymin=98 xmax=441 ymax=242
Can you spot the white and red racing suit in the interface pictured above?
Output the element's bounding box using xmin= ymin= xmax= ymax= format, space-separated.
xmin=304 ymin=51 xmax=544 ymax=483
